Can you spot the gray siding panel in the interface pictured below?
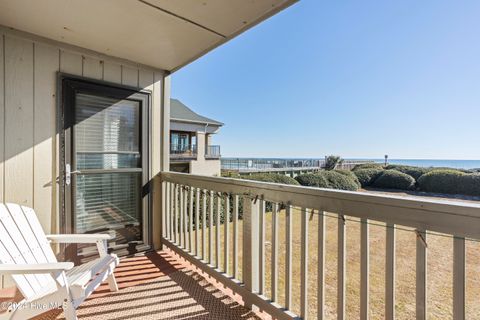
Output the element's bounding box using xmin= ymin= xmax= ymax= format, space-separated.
xmin=0 ymin=27 xmax=166 ymax=288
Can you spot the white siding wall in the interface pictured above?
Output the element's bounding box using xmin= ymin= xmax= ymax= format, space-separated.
xmin=0 ymin=27 xmax=169 ymax=288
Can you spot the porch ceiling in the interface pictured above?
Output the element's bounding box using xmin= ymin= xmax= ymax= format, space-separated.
xmin=0 ymin=0 xmax=297 ymax=72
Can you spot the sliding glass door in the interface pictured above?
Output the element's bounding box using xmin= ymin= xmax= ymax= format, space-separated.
xmin=62 ymin=78 xmax=151 ymax=260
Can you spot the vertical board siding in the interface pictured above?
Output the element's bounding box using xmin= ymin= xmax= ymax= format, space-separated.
xmin=0 ymin=35 xmax=4 ymax=289
xmin=4 ymin=36 xmax=34 ymax=206
xmin=59 ymin=50 xmax=82 ymax=75
xmin=33 ymin=43 xmax=58 ymax=232
xmin=82 ymin=56 xmax=103 ymax=80
xmin=0 ymin=35 xmax=4 ymax=204
xmin=103 ymin=61 xmax=122 ymax=83
xmin=3 ymin=36 xmax=33 ymax=289
xmin=0 ymin=28 xmax=166 ymax=288
xmin=152 ymin=71 xmax=163 ymax=177
xmin=139 ymin=69 xmax=154 ymax=89
xmin=159 ymin=75 xmax=169 ymax=174
xmin=121 ymin=65 xmax=139 ymax=88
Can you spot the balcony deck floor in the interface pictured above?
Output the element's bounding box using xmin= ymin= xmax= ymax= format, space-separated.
xmin=2 ymin=250 xmax=259 ymax=320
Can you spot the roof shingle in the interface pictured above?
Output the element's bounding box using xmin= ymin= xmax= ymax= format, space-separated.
xmin=170 ymin=99 xmax=223 ymax=126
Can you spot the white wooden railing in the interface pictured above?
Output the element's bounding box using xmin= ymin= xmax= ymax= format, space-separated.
xmin=157 ymin=171 xmax=480 ymax=320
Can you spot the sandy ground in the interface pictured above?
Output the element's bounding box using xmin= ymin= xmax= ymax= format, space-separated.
xmin=362 ymin=187 xmax=480 ymax=204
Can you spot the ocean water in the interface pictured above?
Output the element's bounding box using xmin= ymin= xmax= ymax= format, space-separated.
xmin=221 ymin=158 xmax=480 ymax=170
xmin=357 ymin=159 xmax=480 ymax=170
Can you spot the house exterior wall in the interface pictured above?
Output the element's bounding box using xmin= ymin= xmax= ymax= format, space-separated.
xmin=206 ymin=134 xmax=213 ymax=147
xmin=188 ymin=132 xmax=221 ymax=176
xmin=0 ymin=26 xmax=170 ymax=287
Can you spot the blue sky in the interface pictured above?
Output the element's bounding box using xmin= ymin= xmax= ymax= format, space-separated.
xmin=171 ymin=0 xmax=480 ymax=160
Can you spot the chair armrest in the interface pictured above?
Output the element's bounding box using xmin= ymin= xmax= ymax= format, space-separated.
xmin=0 ymin=262 xmax=74 ymax=274
xmin=46 ymin=233 xmax=114 ymax=244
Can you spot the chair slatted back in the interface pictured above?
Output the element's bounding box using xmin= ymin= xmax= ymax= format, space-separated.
xmin=0 ymin=203 xmax=59 ymax=299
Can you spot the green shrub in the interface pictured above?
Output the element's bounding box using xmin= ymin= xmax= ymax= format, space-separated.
xmin=295 ymin=173 xmax=330 ymax=188
xmin=219 ymin=173 xmax=296 ymax=215
xmin=385 ymin=165 xmax=431 ymax=180
xmin=324 ymin=171 xmax=359 ymax=191
xmin=417 ymin=169 xmax=469 ymax=195
xmin=433 ymin=167 xmax=472 ymax=174
xmin=372 ymin=170 xmax=415 ymax=190
xmin=296 ymin=171 xmax=359 ymax=191
xmin=352 ymin=163 xmax=384 ymax=171
xmin=221 ymin=171 xmax=241 ymax=178
xmin=334 ymin=170 xmax=361 ymax=188
xmin=353 ymin=168 xmax=384 ymax=187
xmin=241 ymin=173 xmax=300 ymax=185
xmin=458 ymin=174 xmax=480 ymax=196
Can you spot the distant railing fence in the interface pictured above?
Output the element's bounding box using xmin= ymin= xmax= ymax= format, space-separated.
xmin=221 ymin=158 xmax=374 ymax=172
xmin=170 ymin=144 xmax=197 ymax=157
xmin=158 ymin=171 xmax=480 ymax=320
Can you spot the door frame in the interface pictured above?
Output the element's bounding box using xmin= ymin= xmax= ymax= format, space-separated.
xmin=57 ymin=73 xmax=153 ymax=256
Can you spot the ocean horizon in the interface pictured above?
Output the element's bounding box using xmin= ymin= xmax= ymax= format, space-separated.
xmin=366 ymin=159 xmax=480 ymax=169
xmin=221 ymin=157 xmax=480 ymax=170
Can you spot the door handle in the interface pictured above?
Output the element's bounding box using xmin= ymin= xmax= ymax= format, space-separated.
xmin=65 ymin=164 xmax=81 ymax=186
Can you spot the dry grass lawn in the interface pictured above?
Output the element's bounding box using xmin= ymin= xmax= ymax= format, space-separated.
xmin=184 ymin=209 xmax=480 ymax=319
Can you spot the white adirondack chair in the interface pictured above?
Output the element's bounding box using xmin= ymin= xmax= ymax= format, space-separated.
xmin=0 ymin=203 xmax=119 ymax=320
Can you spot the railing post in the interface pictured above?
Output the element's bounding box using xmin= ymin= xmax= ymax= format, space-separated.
xmin=243 ymin=196 xmax=260 ymax=302
xmin=154 ymin=173 xmax=166 ymax=250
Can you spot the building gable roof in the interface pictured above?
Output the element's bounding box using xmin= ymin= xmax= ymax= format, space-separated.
xmin=171 ymin=99 xmax=223 ymax=126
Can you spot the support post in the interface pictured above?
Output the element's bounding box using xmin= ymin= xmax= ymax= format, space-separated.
xmin=243 ymin=196 xmax=260 ymax=305
xmin=153 ymin=174 xmax=164 ymax=250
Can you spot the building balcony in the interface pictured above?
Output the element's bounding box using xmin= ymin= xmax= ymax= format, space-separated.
xmin=205 ymin=145 xmax=221 ymax=159
xmin=170 ymin=144 xmax=197 ymax=160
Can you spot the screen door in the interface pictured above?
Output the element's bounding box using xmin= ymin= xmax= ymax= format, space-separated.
xmin=62 ymin=78 xmax=151 ymax=259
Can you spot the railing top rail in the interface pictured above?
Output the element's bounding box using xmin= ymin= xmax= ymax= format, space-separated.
xmin=159 ymin=171 xmax=480 ymax=239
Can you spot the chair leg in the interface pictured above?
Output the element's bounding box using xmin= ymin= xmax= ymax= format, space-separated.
xmin=107 ymin=273 xmax=119 ymax=292
xmin=63 ymin=299 xmax=78 ymax=320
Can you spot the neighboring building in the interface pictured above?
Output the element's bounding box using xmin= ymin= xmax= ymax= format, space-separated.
xmin=170 ymin=99 xmax=223 ymax=176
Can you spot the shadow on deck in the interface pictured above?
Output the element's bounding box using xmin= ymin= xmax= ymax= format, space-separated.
xmin=1 ymin=250 xmax=259 ymax=320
